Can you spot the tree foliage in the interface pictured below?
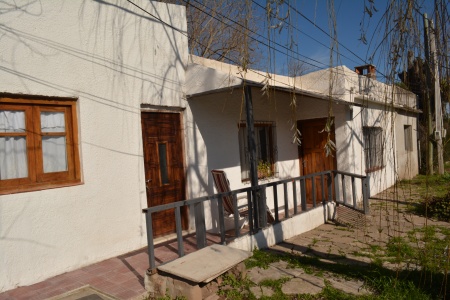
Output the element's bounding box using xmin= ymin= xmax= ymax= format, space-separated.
xmin=158 ymin=0 xmax=260 ymax=65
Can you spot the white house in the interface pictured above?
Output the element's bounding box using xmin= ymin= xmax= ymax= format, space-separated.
xmin=185 ymin=56 xmax=420 ymax=230
xmin=0 ymin=0 xmax=189 ymax=292
xmin=0 ymin=0 xmax=420 ymax=292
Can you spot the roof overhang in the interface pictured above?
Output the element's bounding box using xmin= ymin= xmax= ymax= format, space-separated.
xmin=187 ymin=80 xmax=362 ymax=108
xmin=354 ymin=95 xmax=422 ymax=114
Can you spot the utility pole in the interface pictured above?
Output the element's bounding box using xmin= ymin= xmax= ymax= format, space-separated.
xmin=429 ymin=19 xmax=445 ymax=175
xmin=423 ymin=14 xmax=434 ymax=175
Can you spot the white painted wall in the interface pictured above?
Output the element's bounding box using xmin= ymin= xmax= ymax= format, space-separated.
xmin=0 ymin=0 xmax=187 ymax=291
xmin=187 ymin=84 xmax=361 ymax=230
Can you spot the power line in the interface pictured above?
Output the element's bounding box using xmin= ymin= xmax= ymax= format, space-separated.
xmin=251 ymin=0 xmax=363 ymax=66
xmin=126 ymin=0 xmax=408 ymax=96
xmin=185 ymin=0 xmax=327 ymax=70
xmin=284 ymin=1 xmax=368 ymax=65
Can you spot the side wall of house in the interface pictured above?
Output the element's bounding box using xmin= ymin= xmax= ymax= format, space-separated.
xmin=0 ymin=0 xmax=187 ymax=291
xmin=360 ymin=104 xmax=397 ymax=196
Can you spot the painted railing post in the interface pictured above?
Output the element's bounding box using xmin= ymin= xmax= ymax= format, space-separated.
xmin=217 ymin=196 xmax=226 ymax=244
xmin=273 ymin=185 xmax=279 ymax=222
xmin=292 ymin=180 xmax=298 ymax=215
xmin=362 ymin=175 xmax=370 ymax=214
xmin=333 ymin=171 xmax=340 ymax=203
xmin=300 ymin=178 xmax=307 ymax=211
xmin=144 ymin=210 xmax=156 ymax=273
xmin=194 ymin=202 xmax=206 ymax=249
xmin=327 ymin=172 xmax=332 ymax=202
xmin=246 ymin=190 xmax=254 ymax=233
xmin=259 ymin=186 xmax=268 ymax=227
xmin=283 ymin=182 xmax=289 ymax=218
xmin=175 ymin=207 xmax=184 ymax=257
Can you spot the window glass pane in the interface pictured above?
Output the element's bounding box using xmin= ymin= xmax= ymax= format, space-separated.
xmin=0 ymin=110 xmax=26 ymax=133
xmin=258 ymin=127 xmax=269 ymax=162
xmin=158 ymin=143 xmax=169 ymax=184
xmin=0 ymin=136 xmax=28 ymax=179
xmin=363 ymin=127 xmax=383 ymax=171
xmin=42 ymin=136 xmax=68 ymax=173
xmin=238 ymin=127 xmax=250 ymax=179
xmin=41 ymin=111 xmax=65 ymax=133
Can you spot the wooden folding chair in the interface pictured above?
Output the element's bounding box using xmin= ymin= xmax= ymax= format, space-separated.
xmin=211 ymin=169 xmax=274 ymax=224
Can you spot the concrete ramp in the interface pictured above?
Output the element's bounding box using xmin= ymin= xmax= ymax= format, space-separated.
xmin=157 ymin=244 xmax=251 ymax=283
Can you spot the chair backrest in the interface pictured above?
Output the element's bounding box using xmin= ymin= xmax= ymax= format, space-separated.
xmin=211 ymin=169 xmax=235 ymax=215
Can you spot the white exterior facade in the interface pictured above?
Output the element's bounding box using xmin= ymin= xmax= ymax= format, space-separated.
xmin=186 ymin=57 xmax=420 ymax=227
xmin=0 ymin=0 xmax=188 ymax=291
xmin=0 ymin=1 xmax=419 ymax=292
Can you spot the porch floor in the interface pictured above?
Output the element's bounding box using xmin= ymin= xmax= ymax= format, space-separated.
xmin=0 ymin=203 xmax=318 ymax=300
xmin=0 ymin=232 xmax=228 ymax=300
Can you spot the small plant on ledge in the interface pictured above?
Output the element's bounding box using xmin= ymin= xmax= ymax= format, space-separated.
xmin=257 ymin=160 xmax=272 ymax=179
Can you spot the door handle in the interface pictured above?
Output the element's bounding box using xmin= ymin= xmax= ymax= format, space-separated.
xmin=146 ymin=179 xmax=152 ymax=190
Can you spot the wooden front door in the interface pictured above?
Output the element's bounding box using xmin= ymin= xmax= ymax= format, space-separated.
xmin=141 ymin=112 xmax=187 ymax=237
xmin=298 ymin=118 xmax=337 ymax=203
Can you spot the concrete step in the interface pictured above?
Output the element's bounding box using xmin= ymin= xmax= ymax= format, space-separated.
xmin=145 ymin=244 xmax=251 ymax=299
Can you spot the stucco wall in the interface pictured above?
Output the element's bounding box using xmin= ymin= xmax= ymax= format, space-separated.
xmin=187 ymin=86 xmax=355 ymax=230
xmin=0 ymin=0 xmax=187 ymax=291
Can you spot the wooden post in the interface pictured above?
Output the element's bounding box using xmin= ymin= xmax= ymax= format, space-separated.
xmin=424 ymin=14 xmax=434 ymax=175
xmin=429 ymin=19 xmax=445 ymax=174
xmin=244 ymin=84 xmax=260 ymax=231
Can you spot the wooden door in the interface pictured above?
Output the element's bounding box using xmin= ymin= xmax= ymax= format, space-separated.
xmin=141 ymin=112 xmax=187 ymax=237
xmin=298 ymin=118 xmax=337 ymax=204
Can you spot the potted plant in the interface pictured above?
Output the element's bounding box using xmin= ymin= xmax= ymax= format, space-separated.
xmin=257 ymin=160 xmax=272 ymax=179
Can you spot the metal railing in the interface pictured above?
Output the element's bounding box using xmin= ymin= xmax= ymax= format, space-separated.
xmin=142 ymin=170 xmax=370 ymax=272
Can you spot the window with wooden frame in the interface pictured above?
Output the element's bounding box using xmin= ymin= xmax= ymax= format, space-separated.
xmin=404 ymin=125 xmax=413 ymax=151
xmin=238 ymin=122 xmax=276 ymax=181
xmin=0 ymin=97 xmax=81 ymax=194
xmin=363 ymin=126 xmax=384 ymax=173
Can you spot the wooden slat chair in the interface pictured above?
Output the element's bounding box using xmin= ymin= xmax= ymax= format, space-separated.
xmin=211 ymin=169 xmax=248 ymax=218
xmin=211 ymin=170 xmax=274 ymax=225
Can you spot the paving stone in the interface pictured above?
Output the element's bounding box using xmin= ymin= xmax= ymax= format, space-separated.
xmin=326 ymin=277 xmax=371 ymax=295
xmin=270 ymin=261 xmax=305 ymax=277
xmin=247 ymin=264 xmax=294 ymax=285
xmin=281 ymin=276 xmax=325 ymax=295
xmin=250 ymin=286 xmax=274 ymax=299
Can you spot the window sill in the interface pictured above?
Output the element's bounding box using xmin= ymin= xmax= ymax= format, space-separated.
xmin=0 ymin=180 xmax=83 ymax=196
xmin=242 ymin=175 xmax=278 ymax=183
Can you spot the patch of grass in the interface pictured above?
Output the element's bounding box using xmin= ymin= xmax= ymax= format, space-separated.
xmin=401 ymin=173 xmax=450 ymax=199
xmin=217 ymin=272 xmax=254 ymax=300
xmin=258 ymin=277 xmax=291 ymax=299
xmin=385 ymin=236 xmax=415 ymax=263
xmin=411 ymin=191 xmax=450 ymax=222
xmin=367 ymin=277 xmax=431 ymax=300
xmin=318 ymin=283 xmax=371 ymax=300
xmin=245 ymin=248 xmax=283 ymax=269
xmin=244 ymin=243 xmax=448 ymax=299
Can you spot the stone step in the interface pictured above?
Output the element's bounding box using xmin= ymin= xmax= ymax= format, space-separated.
xmin=145 ymin=244 xmax=251 ymax=299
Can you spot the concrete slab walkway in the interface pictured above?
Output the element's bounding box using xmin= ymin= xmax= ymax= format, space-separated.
xmin=239 ymin=185 xmax=450 ymax=298
xmin=2 ymin=184 xmax=448 ymax=299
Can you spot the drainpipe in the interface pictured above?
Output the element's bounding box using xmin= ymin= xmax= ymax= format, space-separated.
xmin=244 ymin=84 xmax=261 ymax=231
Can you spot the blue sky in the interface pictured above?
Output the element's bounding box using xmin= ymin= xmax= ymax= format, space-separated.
xmin=252 ymin=0 xmax=439 ymax=81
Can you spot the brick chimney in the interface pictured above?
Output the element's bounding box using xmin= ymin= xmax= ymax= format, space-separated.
xmin=355 ymin=64 xmax=376 ymax=79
